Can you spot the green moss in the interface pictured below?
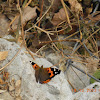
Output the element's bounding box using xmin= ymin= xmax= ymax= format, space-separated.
xmin=90 ymin=70 xmax=100 ymax=84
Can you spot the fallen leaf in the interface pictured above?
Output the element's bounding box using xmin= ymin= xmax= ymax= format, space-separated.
xmin=0 ymin=78 xmax=5 ymax=85
xmin=0 ymin=51 xmax=8 ymax=61
xmin=11 ymin=6 xmax=37 ymax=30
xmin=68 ymin=0 xmax=83 ymax=15
xmin=51 ymin=8 xmax=71 ymax=26
xmin=15 ymin=80 xmax=21 ymax=88
xmin=39 ymin=0 xmax=61 ymax=13
xmin=15 ymin=96 xmax=22 ymax=100
xmin=0 ymin=14 xmax=9 ymax=37
xmin=22 ymin=6 xmax=37 ymax=23
xmin=15 ymin=80 xmax=21 ymax=97
xmin=3 ymin=72 xmax=9 ymax=81
xmin=8 ymin=79 xmax=15 ymax=91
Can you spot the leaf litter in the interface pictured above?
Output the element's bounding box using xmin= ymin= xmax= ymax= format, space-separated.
xmin=0 ymin=0 xmax=100 ymax=98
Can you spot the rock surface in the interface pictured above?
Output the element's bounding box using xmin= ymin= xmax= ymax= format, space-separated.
xmin=73 ymin=82 xmax=100 ymax=100
xmin=0 ymin=38 xmax=73 ymax=100
xmin=46 ymin=52 xmax=90 ymax=90
xmin=0 ymin=38 xmax=99 ymax=100
xmin=0 ymin=91 xmax=14 ymax=100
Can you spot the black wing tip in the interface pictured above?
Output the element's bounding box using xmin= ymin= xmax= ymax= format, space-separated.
xmin=59 ymin=70 xmax=61 ymax=74
xmin=56 ymin=68 xmax=61 ymax=74
xmin=30 ymin=61 xmax=35 ymax=65
xmin=51 ymin=68 xmax=61 ymax=75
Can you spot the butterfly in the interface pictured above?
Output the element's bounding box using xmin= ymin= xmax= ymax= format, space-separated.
xmin=30 ymin=61 xmax=61 ymax=84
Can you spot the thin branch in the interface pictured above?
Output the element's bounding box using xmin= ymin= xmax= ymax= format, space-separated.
xmin=38 ymin=0 xmax=44 ymax=27
xmin=40 ymin=39 xmax=79 ymax=44
xmin=61 ymin=0 xmax=72 ymax=29
xmin=71 ymin=28 xmax=100 ymax=55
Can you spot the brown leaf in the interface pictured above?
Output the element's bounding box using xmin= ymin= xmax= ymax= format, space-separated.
xmin=0 ymin=14 xmax=9 ymax=37
xmin=8 ymin=79 xmax=15 ymax=91
xmin=0 ymin=78 xmax=5 ymax=85
xmin=39 ymin=0 xmax=61 ymax=13
xmin=15 ymin=80 xmax=21 ymax=97
xmin=15 ymin=96 xmax=22 ymax=100
xmin=51 ymin=8 xmax=71 ymax=26
xmin=22 ymin=6 xmax=37 ymax=23
xmin=68 ymin=0 xmax=83 ymax=15
xmin=3 ymin=72 xmax=9 ymax=81
xmin=11 ymin=6 xmax=37 ymax=30
xmin=50 ymin=0 xmax=61 ymax=12
xmin=0 ymin=51 xmax=8 ymax=61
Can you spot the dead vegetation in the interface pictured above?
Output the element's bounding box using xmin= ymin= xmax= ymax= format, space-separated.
xmin=0 ymin=0 xmax=100 ymax=97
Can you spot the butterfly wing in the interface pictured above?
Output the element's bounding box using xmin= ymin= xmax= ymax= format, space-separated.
xmin=30 ymin=61 xmax=61 ymax=84
xmin=30 ymin=61 xmax=40 ymax=82
xmin=47 ymin=67 xmax=61 ymax=78
xmin=30 ymin=61 xmax=40 ymax=70
xmin=37 ymin=66 xmax=51 ymax=84
xmin=39 ymin=67 xmax=61 ymax=84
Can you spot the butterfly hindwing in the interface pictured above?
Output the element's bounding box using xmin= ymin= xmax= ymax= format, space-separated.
xmin=37 ymin=66 xmax=50 ymax=84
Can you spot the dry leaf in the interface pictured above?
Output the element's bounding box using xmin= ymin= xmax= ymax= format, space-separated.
xmin=15 ymin=80 xmax=21 ymax=97
xmin=0 ymin=51 xmax=8 ymax=61
xmin=51 ymin=8 xmax=71 ymax=26
xmin=8 ymin=80 xmax=15 ymax=91
xmin=68 ymin=0 xmax=83 ymax=15
xmin=15 ymin=96 xmax=22 ymax=100
xmin=11 ymin=6 xmax=37 ymax=30
xmin=0 ymin=78 xmax=5 ymax=84
xmin=22 ymin=6 xmax=37 ymax=23
xmin=3 ymin=72 xmax=9 ymax=81
xmin=0 ymin=14 xmax=9 ymax=37
xmin=39 ymin=0 xmax=61 ymax=13
xmin=15 ymin=80 xmax=21 ymax=88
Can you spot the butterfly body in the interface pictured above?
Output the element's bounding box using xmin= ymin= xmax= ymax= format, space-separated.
xmin=30 ymin=61 xmax=61 ymax=84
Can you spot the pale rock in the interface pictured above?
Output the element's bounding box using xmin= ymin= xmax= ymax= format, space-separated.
xmin=0 ymin=91 xmax=14 ymax=100
xmin=73 ymin=82 xmax=100 ymax=100
xmin=0 ymin=38 xmax=73 ymax=100
xmin=66 ymin=61 xmax=90 ymax=90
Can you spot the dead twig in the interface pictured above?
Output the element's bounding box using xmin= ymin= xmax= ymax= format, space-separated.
xmin=61 ymin=0 xmax=72 ymax=29
xmin=25 ymin=0 xmax=55 ymax=32
xmin=40 ymin=39 xmax=79 ymax=44
xmin=71 ymin=28 xmax=100 ymax=55
xmin=24 ymin=0 xmax=32 ymax=8
xmin=18 ymin=0 xmax=35 ymax=59
xmin=38 ymin=0 xmax=44 ymax=27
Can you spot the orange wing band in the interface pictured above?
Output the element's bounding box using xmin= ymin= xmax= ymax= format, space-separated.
xmin=42 ymin=79 xmax=51 ymax=84
xmin=47 ymin=68 xmax=54 ymax=78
